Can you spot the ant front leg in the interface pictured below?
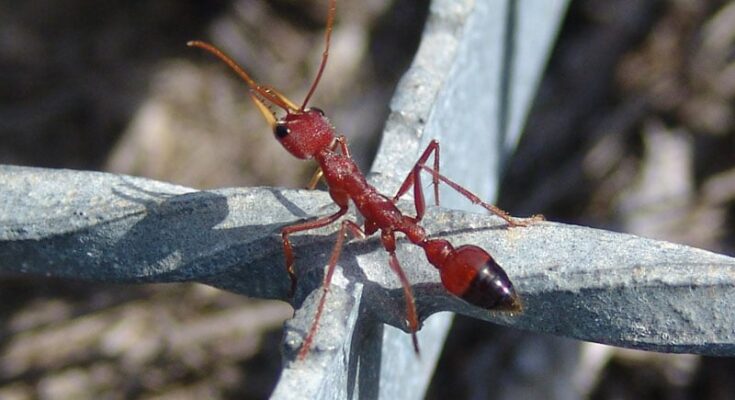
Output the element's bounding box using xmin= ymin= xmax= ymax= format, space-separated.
xmin=306 ymin=167 xmax=323 ymax=190
xmin=298 ymin=219 xmax=365 ymax=361
xmin=306 ymin=136 xmax=350 ymax=190
xmin=281 ymin=206 xmax=348 ymax=297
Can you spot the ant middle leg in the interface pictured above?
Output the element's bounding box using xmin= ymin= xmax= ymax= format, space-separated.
xmin=281 ymin=206 xmax=349 ymax=296
xmin=298 ymin=219 xmax=365 ymax=360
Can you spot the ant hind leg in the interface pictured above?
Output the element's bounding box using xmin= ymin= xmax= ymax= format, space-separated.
xmin=392 ymin=140 xmax=441 ymax=222
xmin=392 ymin=139 xmax=540 ymax=227
xmin=418 ymin=165 xmax=543 ymax=227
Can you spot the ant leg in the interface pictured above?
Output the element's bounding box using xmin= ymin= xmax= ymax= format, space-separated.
xmin=393 ymin=140 xmax=541 ymax=226
xmin=306 ymin=136 xmax=348 ymax=189
xmin=382 ymin=231 xmax=420 ymax=354
xmin=387 ymin=251 xmax=420 ymax=354
xmin=333 ymin=135 xmax=351 ymax=157
xmin=306 ymin=167 xmax=323 ymax=190
xmin=418 ymin=165 xmax=541 ymax=227
xmin=393 ymin=141 xmax=537 ymax=227
xmin=282 ymin=206 xmax=348 ymax=296
xmin=298 ymin=219 xmax=365 ymax=361
xmin=393 ymin=141 xmax=441 ymax=220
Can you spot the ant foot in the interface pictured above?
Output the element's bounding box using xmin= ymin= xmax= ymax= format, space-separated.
xmin=287 ymin=268 xmax=298 ymax=298
xmin=506 ymin=214 xmax=544 ymax=228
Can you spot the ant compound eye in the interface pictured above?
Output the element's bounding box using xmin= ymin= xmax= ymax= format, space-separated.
xmin=274 ymin=123 xmax=290 ymax=139
xmin=309 ymin=107 xmax=325 ymax=116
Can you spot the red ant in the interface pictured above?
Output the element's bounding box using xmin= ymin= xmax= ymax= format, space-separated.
xmin=189 ymin=0 xmax=531 ymax=361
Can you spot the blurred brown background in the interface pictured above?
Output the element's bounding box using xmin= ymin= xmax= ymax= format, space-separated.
xmin=2 ymin=0 xmax=735 ymax=398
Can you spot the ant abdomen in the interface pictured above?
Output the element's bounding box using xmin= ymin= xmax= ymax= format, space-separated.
xmin=452 ymin=245 xmax=521 ymax=311
xmin=423 ymin=240 xmax=522 ymax=312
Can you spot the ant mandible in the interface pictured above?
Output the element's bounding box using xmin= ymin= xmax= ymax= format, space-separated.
xmin=189 ymin=0 xmax=532 ymax=361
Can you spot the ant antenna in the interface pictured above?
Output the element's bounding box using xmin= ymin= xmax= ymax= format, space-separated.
xmin=300 ymin=0 xmax=337 ymax=111
xmin=187 ymin=40 xmax=296 ymax=113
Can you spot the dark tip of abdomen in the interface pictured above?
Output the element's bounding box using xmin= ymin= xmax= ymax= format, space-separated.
xmin=461 ymin=261 xmax=522 ymax=312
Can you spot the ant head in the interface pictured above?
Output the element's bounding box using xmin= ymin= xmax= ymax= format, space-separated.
xmin=188 ymin=0 xmax=337 ymax=160
xmin=273 ymin=107 xmax=335 ymax=159
xmin=248 ymin=90 xmax=335 ymax=159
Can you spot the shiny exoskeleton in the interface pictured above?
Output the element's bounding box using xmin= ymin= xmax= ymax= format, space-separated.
xmin=189 ymin=0 xmax=529 ymax=361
